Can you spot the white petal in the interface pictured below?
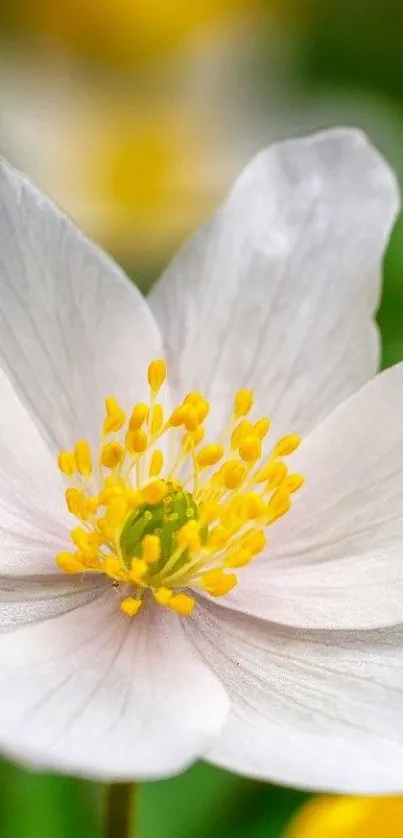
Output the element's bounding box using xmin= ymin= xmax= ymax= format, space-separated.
xmin=0 ymin=575 xmax=104 ymax=630
xmin=0 ymin=366 xmax=71 ymax=575
xmin=225 ymin=364 xmax=403 ymax=630
xmin=0 ymin=158 xmax=164 ymax=452
xmin=150 ymin=129 xmax=399 ymax=437
xmin=186 ymin=602 xmax=403 ymax=793
xmin=0 ymin=593 xmax=228 ymax=780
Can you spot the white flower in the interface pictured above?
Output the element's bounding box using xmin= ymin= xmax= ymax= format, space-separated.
xmin=0 ymin=128 xmax=402 ymax=793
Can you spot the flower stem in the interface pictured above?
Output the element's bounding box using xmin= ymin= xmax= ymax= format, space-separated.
xmin=102 ymin=783 xmax=138 ymax=838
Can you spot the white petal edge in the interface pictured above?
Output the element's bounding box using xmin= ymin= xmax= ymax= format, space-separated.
xmin=0 ymin=366 xmax=72 ymax=575
xmin=0 ymin=592 xmax=229 ymax=780
xmin=186 ymin=602 xmax=403 ymax=794
xmin=223 ymin=363 xmax=403 ymax=630
xmin=150 ymin=128 xmax=399 ymax=439
xmin=0 ymin=156 xmax=165 ymax=453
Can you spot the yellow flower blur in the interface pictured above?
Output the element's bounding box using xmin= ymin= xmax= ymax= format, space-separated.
xmin=286 ymin=796 xmax=403 ymax=838
xmin=13 ymin=0 xmax=258 ymax=65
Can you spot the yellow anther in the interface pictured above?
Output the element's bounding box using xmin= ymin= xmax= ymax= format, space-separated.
xmin=169 ymin=405 xmax=188 ymax=427
xmin=199 ymin=500 xmax=218 ymax=524
xmin=231 ymin=420 xmax=254 ymax=448
xmin=74 ymin=440 xmax=92 ymax=477
xmin=120 ymin=597 xmax=142 ymax=617
xmin=184 ymin=406 xmax=200 ymax=432
xmin=254 ymin=460 xmax=288 ymax=487
xmin=71 ymin=528 xmax=102 ymax=557
xmin=55 ymin=552 xmax=85 ymax=574
xmin=103 ymin=556 xmax=125 ymax=579
xmin=142 ymin=534 xmax=161 ymax=564
xmin=241 ymin=493 xmax=266 ymax=520
xmin=130 ymin=558 xmax=148 ymax=581
xmin=241 ymin=529 xmax=267 ymax=555
xmin=96 ymin=518 xmax=115 ymax=541
xmin=266 ymin=487 xmax=291 ymax=523
xmin=100 ymin=442 xmax=124 ymax=469
xmin=196 ymin=444 xmax=224 ymax=469
xmin=129 ymin=403 xmax=149 ymax=431
xmin=104 ymin=397 xmax=126 ymax=434
xmin=208 ymin=525 xmax=230 ymax=549
xmin=184 ymin=392 xmax=210 ymax=421
xmin=104 ymin=496 xmax=129 ymax=526
xmin=150 ymin=404 xmax=164 ymax=435
xmin=127 ymin=490 xmax=143 ymax=508
xmin=239 ymin=435 xmax=262 ymax=463
xmin=149 ymin=449 xmax=164 ymax=477
xmin=200 ymin=568 xmax=237 ymax=597
xmin=65 ymin=487 xmax=85 ymax=517
xmin=58 ymin=451 xmax=75 ymax=476
xmin=126 ymin=428 xmax=147 ymax=454
xmin=224 ymin=547 xmax=252 ymax=568
xmin=221 ymin=459 xmax=247 ymax=490
xmin=234 ymin=389 xmax=254 ymax=418
xmin=153 ymin=586 xmax=173 ymax=606
xmin=176 ymin=520 xmax=201 ymax=551
xmin=168 ymin=593 xmax=195 ymax=616
xmin=141 ymin=479 xmax=168 ymax=504
xmin=98 ymin=485 xmax=124 ymax=505
xmin=265 ymin=462 xmax=288 ymax=490
xmin=273 ymin=434 xmax=301 ymax=457
xmin=87 ymin=497 xmax=100 ymax=514
xmin=254 ymin=417 xmax=271 ymax=439
xmin=285 ymin=473 xmax=304 ymax=493
xmin=148 ymin=359 xmax=167 ymax=394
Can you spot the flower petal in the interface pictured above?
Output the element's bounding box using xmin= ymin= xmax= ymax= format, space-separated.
xmin=0 ymin=575 xmax=104 ymax=630
xmin=0 ymin=592 xmax=228 ymax=780
xmin=186 ymin=602 xmax=403 ymax=793
xmin=224 ymin=363 xmax=403 ymax=630
xmin=150 ymin=129 xmax=398 ymax=437
xmin=0 ymin=366 xmax=71 ymax=575
xmin=0 ymin=157 xmax=164 ymax=452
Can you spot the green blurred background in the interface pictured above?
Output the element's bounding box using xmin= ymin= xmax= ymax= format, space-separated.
xmin=0 ymin=1 xmax=402 ymax=836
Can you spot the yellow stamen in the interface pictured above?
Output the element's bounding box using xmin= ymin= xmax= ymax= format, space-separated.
xmin=196 ymin=444 xmax=224 ymax=468
xmin=120 ymin=597 xmax=142 ymax=617
xmin=142 ymin=534 xmax=161 ymax=564
xmin=285 ymin=473 xmax=304 ymax=493
xmin=74 ymin=440 xmax=92 ymax=477
xmin=129 ymin=403 xmax=149 ymax=431
xmin=100 ymin=442 xmax=124 ymax=469
xmin=141 ymin=479 xmax=168 ymax=504
xmin=56 ymin=551 xmax=85 ymax=574
xmin=234 ymin=389 xmax=253 ymax=418
xmin=239 ymin=435 xmax=262 ymax=462
xmin=104 ymin=397 xmax=126 ymax=434
xmin=153 ymin=586 xmax=173 ymax=606
xmin=56 ymin=360 xmax=303 ymax=618
xmin=126 ymin=428 xmax=147 ymax=454
xmin=150 ymin=404 xmax=164 ymax=435
xmin=200 ymin=569 xmax=237 ymax=597
xmin=176 ymin=520 xmax=201 ymax=551
xmin=148 ymin=359 xmax=167 ymax=394
xmin=65 ymin=487 xmax=85 ymax=517
xmin=254 ymin=417 xmax=271 ymax=439
xmin=273 ymin=434 xmax=301 ymax=457
xmin=58 ymin=451 xmax=75 ymax=476
xmin=149 ymin=449 xmax=164 ymax=477
xmin=130 ymin=558 xmax=148 ymax=581
xmin=168 ymin=593 xmax=195 ymax=616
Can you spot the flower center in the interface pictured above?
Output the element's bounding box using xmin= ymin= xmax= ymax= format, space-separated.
xmin=56 ymin=360 xmax=303 ymax=617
